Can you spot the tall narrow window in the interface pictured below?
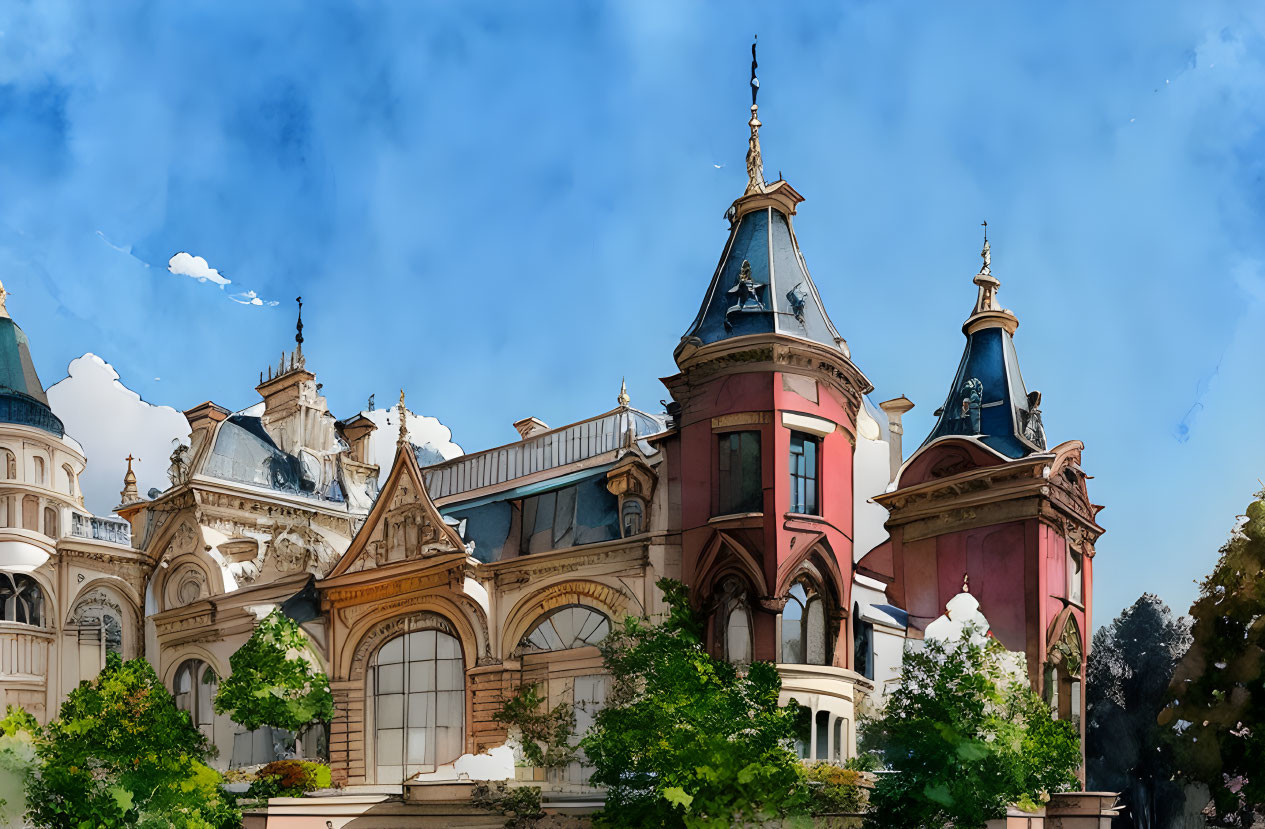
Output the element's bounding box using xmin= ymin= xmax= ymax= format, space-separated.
xmin=174 ymin=659 xmax=217 ymax=742
xmin=42 ymin=506 xmax=57 ymax=538
xmin=717 ymin=431 xmax=762 ymax=515
xmin=1067 ymin=547 xmax=1083 ymax=605
xmin=33 ymin=457 xmax=45 ymax=486
xmin=62 ymin=465 xmax=75 ymax=496
xmin=716 ymin=577 xmax=752 ymax=664
xmin=853 ymin=603 xmax=874 ymax=680
xmin=3 ymin=450 xmax=14 ymax=480
xmin=781 ymin=579 xmax=829 ymax=666
xmin=788 ymin=432 xmax=819 ymax=515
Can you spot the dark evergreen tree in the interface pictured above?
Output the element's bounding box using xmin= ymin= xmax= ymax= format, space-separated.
xmin=1165 ymin=493 xmax=1265 ymax=824
xmin=1085 ymin=594 xmax=1189 ymax=828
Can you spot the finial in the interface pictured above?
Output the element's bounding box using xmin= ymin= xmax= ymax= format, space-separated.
xmin=617 ymin=377 xmax=630 ymax=407
xmin=0 ymin=279 xmax=9 ymax=320
xmin=744 ymin=36 xmax=766 ymax=195
xmin=980 ymin=222 xmax=991 ymax=274
xmin=396 ymin=389 xmax=408 ymax=449
xmin=295 ymin=296 xmax=304 ymax=347
xmin=120 ymin=454 xmax=141 ymax=504
xmin=368 ymin=393 xmax=375 ymax=411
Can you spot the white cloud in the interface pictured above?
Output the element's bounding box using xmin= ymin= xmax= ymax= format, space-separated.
xmin=167 ymin=251 xmax=230 ymax=286
xmin=46 ymin=354 xmax=191 ymax=515
xmin=229 ymin=289 xmax=279 ymax=307
xmin=362 ymin=401 xmax=463 ymax=472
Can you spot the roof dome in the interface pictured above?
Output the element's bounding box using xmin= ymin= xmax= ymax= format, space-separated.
xmin=0 ymin=286 xmax=63 ymax=437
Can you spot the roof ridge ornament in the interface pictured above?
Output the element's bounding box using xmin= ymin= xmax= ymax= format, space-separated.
xmin=397 ymin=388 xmax=409 ymax=449
xmin=745 ymin=36 xmax=766 ymax=196
xmin=617 ymin=377 xmax=630 ymax=408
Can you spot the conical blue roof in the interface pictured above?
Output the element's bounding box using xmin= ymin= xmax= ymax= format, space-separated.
xmin=918 ymin=242 xmax=1043 ymax=459
xmin=679 ymin=182 xmax=845 ymax=353
xmin=0 ymin=312 xmax=63 ymax=437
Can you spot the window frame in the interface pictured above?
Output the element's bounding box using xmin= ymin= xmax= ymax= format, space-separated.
xmin=788 ymin=431 xmax=820 ymax=516
xmin=716 ymin=430 xmax=763 ymax=516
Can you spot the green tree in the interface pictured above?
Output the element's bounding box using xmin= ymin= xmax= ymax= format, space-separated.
xmin=862 ymin=628 xmax=1080 ymax=829
xmin=579 ymin=578 xmax=808 ymax=828
xmin=1166 ymin=492 xmax=1265 ymax=824
xmin=27 ymin=653 xmax=239 ymax=829
xmin=1086 ymin=594 xmax=1189 ymax=828
xmin=214 ymin=610 xmax=333 ymax=741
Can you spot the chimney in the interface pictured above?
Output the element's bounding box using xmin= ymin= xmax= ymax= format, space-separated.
xmin=878 ymin=396 xmax=915 ymax=482
xmin=513 ymin=417 xmax=550 ymax=440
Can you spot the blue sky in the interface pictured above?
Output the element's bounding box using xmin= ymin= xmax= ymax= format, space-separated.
xmin=3 ymin=1 xmax=1265 ymax=628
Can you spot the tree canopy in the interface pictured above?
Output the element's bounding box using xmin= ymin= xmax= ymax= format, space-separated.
xmin=27 ymin=653 xmax=239 ymax=829
xmin=862 ymin=628 xmax=1080 ymax=829
xmin=1086 ymin=593 xmax=1189 ymax=828
xmin=579 ymin=578 xmax=809 ymax=828
xmin=214 ymin=610 xmax=333 ymax=734
xmin=1165 ymin=493 xmax=1265 ymax=824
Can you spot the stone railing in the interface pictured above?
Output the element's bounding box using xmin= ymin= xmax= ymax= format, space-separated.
xmin=69 ymin=512 xmax=132 ymax=546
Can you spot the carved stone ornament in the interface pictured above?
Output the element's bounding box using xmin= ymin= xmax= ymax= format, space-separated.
xmin=1047 ymin=616 xmax=1084 ymax=678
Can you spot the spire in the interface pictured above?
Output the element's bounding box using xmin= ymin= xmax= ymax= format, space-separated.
xmin=963 ymin=225 xmax=1018 ymax=336
xmin=745 ymin=36 xmax=766 ymax=196
xmin=119 ymin=454 xmax=141 ymax=505
xmin=617 ymin=377 xmax=630 ymax=408
xmin=396 ymin=388 xmax=408 ymax=449
xmin=295 ymin=296 xmax=304 ymax=349
xmin=913 ymin=228 xmax=1045 ymax=459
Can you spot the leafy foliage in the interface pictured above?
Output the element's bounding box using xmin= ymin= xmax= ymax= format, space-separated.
xmin=214 ymin=610 xmax=333 ymax=734
xmin=0 ymin=706 xmax=38 ymax=819
xmin=1166 ymin=493 xmax=1265 ymax=824
xmin=495 ymin=683 xmax=578 ymax=768
xmin=802 ymin=761 xmax=868 ymax=814
xmin=1086 ymin=593 xmax=1190 ymax=828
xmin=26 ymin=653 xmax=239 ymax=829
xmin=471 ymin=781 xmax=545 ymax=829
xmin=580 ymin=578 xmax=808 ymax=828
xmin=862 ymin=628 xmax=1080 ymax=829
xmin=245 ymin=759 xmax=332 ymax=800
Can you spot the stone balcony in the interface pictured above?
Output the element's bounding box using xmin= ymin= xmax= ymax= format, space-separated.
xmin=777 ymin=662 xmax=873 ymax=764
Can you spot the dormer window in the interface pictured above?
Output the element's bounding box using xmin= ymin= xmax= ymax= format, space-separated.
xmin=717 ymin=431 xmax=761 ymax=515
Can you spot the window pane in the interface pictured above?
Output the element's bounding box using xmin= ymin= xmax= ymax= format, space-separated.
xmin=378 ymin=663 xmax=404 ymax=694
xmin=718 ymin=431 xmax=762 ymax=515
xmin=378 ymin=694 xmax=405 ymax=729
xmin=726 ymin=605 xmax=751 ymax=663
xmin=806 ymin=598 xmax=827 ymax=665
xmin=816 ymin=711 xmax=830 ymax=760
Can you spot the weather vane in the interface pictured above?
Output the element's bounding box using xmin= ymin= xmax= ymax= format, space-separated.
xmin=295 ymin=296 xmax=304 ymax=347
xmin=750 ymin=35 xmax=759 ymax=107
xmin=981 ymin=220 xmax=988 ymax=244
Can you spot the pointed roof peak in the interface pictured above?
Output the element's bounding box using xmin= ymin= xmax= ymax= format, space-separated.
xmin=617 ymin=377 xmax=630 ymax=408
xmin=964 ymin=231 xmax=1018 ymax=336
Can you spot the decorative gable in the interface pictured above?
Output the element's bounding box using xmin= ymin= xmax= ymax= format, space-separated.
xmin=326 ymin=444 xmax=465 ymax=578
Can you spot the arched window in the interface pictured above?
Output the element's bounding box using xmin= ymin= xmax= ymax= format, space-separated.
xmin=0 ymin=574 xmax=44 ymax=626
xmin=33 ymin=457 xmax=45 ymax=486
xmin=2 ymin=450 xmax=14 ymax=480
xmin=74 ymin=597 xmax=126 ymax=682
xmin=781 ymin=579 xmax=828 ymax=665
xmin=521 ymin=605 xmax=611 ymax=653
xmin=713 ymin=576 xmax=752 ymax=664
xmin=173 ymin=659 xmax=217 ymax=741
xmin=21 ymin=496 xmax=37 ymax=531
xmin=372 ymin=628 xmax=465 ymax=781
xmin=621 ymin=499 xmax=644 ymax=537
xmin=62 ymin=464 xmax=75 ymax=496
xmin=42 ymin=506 xmax=57 ymax=538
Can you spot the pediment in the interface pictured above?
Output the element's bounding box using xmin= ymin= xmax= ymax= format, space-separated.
xmin=325 ymin=444 xmax=465 ymax=579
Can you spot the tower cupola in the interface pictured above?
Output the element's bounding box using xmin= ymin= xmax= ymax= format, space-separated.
xmin=676 ymin=39 xmax=850 ymax=363
xmin=918 ymin=234 xmax=1045 ymax=459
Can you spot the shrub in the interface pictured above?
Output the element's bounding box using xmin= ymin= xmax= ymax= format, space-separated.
xmin=495 ymin=683 xmax=578 ymax=769
xmin=27 ymin=653 xmax=239 ymax=829
xmin=803 ymin=762 xmax=868 ymax=814
xmin=246 ymin=760 xmax=332 ymax=800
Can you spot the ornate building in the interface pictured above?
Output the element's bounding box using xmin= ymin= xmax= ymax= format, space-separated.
xmin=0 ymin=281 xmax=140 ymax=722
xmin=0 ymin=47 xmax=1100 ymax=822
